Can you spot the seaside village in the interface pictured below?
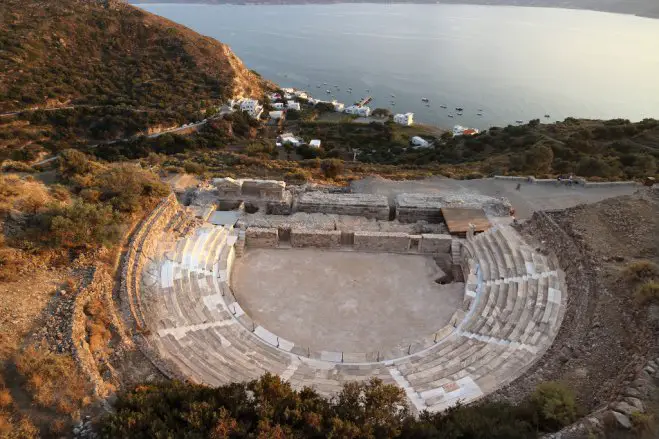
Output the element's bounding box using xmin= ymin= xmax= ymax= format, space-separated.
xmin=224 ymin=88 xmax=480 ymax=150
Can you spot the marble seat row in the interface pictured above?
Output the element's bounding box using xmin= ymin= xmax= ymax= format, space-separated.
xmin=134 ymin=223 xmax=565 ymax=414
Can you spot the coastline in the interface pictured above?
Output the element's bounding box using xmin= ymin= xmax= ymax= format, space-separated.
xmin=130 ymin=0 xmax=659 ymax=20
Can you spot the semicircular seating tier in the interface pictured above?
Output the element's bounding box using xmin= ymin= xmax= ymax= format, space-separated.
xmin=135 ymin=220 xmax=566 ymax=414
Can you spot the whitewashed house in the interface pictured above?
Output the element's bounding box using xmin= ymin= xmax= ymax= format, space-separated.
xmin=281 ymin=88 xmax=295 ymax=94
xmin=239 ymin=99 xmax=263 ymax=119
xmin=344 ymin=105 xmax=371 ymax=117
xmin=272 ymin=102 xmax=285 ymax=110
xmin=287 ymin=101 xmax=301 ymax=111
xmin=309 ymin=139 xmax=322 ymax=148
xmin=269 ymin=111 xmax=284 ymax=120
xmin=332 ymin=101 xmax=345 ymax=112
xmin=394 ymin=112 xmax=414 ymax=126
xmin=411 ymin=136 xmax=430 ymax=148
xmin=294 ymin=90 xmax=309 ymax=99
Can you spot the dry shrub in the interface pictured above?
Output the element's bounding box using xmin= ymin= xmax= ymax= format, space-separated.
xmin=0 ymin=389 xmax=12 ymax=409
xmin=0 ymin=412 xmax=38 ymax=439
xmin=635 ymin=281 xmax=659 ymax=305
xmin=0 ymin=246 xmax=24 ymax=282
xmin=0 ymin=175 xmax=52 ymax=215
xmin=85 ymin=299 xmax=113 ymax=357
xmin=631 ymin=412 xmax=656 ymax=436
xmin=622 ymin=260 xmax=659 ymax=283
xmin=49 ymin=418 xmax=68 ymax=436
xmin=15 ymin=345 xmax=91 ymax=415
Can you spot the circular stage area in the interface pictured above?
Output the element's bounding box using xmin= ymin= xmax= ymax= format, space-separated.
xmin=231 ymin=249 xmax=464 ymax=353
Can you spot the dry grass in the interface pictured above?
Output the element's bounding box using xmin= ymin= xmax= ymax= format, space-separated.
xmin=14 ymin=345 xmax=91 ymax=415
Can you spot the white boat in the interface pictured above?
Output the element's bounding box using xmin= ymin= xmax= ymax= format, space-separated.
xmin=421 ymin=97 xmax=429 ymax=102
xmin=326 ymin=90 xmax=331 ymax=93
xmin=448 ymin=114 xmax=454 ymax=118
xmin=440 ymin=105 xmax=447 ymax=109
xmin=516 ymin=120 xmax=524 ymax=124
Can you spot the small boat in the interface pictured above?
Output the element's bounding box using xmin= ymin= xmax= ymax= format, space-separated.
xmin=323 ymin=82 xmax=327 ymax=85
xmin=391 ymin=94 xmax=396 ymax=98
xmin=516 ymin=120 xmax=524 ymax=124
xmin=448 ymin=114 xmax=454 ymax=118
xmin=326 ymin=90 xmax=331 ymax=94
xmin=422 ymin=97 xmax=429 ymax=102
xmin=426 ymin=104 xmax=430 ymax=107
xmin=544 ymin=114 xmax=551 ymax=118
xmin=477 ymin=113 xmax=483 ymax=116
xmin=455 ymin=107 xmax=464 ymax=112
xmin=440 ymin=105 xmax=447 ymax=109
xmin=316 ymin=85 xmax=321 ymax=88
xmin=478 ymin=108 xmax=483 ymax=112
xmin=457 ymin=112 xmax=463 ymax=116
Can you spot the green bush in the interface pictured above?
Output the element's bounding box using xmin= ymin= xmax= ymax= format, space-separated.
xmin=38 ymin=201 xmax=122 ymax=248
xmin=530 ymin=382 xmax=578 ymax=431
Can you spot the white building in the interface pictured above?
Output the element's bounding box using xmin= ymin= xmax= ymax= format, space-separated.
xmin=293 ymin=90 xmax=309 ymax=100
xmin=286 ymin=101 xmax=301 ymax=111
xmin=269 ymin=111 xmax=284 ymax=120
xmin=309 ymin=139 xmax=322 ymax=148
xmin=411 ymin=136 xmax=430 ymax=148
xmin=332 ymin=101 xmax=345 ymax=112
xmin=280 ymin=135 xmax=303 ymax=147
xmin=272 ymin=102 xmax=285 ymax=110
xmin=281 ymin=87 xmax=295 ymax=94
xmin=452 ymin=125 xmax=480 ymax=136
xmin=344 ymin=105 xmax=371 ymax=117
xmin=394 ymin=112 xmax=414 ymax=126
xmin=239 ymin=99 xmax=263 ymax=119
xmin=283 ymin=93 xmax=294 ymax=100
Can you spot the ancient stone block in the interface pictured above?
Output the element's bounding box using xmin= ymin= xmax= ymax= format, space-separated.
xmin=419 ymin=234 xmax=453 ymax=254
xmin=353 ymin=231 xmax=410 ymax=252
xmin=241 ymin=179 xmax=286 ymax=200
xmin=245 ymin=227 xmax=279 ymax=248
xmin=290 ymin=229 xmax=341 ymax=248
xmin=297 ymin=193 xmax=389 ymax=220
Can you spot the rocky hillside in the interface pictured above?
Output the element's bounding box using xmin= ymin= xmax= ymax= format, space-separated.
xmin=0 ymin=0 xmax=268 ymax=113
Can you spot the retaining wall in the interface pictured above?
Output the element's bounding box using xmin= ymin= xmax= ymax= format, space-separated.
xmin=353 ymin=231 xmax=410 ymax=252
xmin=245 ymin=227 xmax=279 ymax=248
xmin=290 ymin=229 xmax=341 ymax=248
xmin=419 ymin=234 xmax=453 ymax=253
xmin=120 ymin=194 xmax=180 ymax=331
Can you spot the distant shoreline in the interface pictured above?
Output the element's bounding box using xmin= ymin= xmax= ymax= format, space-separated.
xmin=131 ymin=0 xmax=659 ymax=20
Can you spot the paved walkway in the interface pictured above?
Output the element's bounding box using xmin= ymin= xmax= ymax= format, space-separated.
xmin=351 ymin=177 xmax=638 ymax=219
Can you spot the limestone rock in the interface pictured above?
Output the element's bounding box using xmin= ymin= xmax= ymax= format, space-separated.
xmin=611 ymin=401 xmax=639 ymax=417
xmin=610 ymin=411 xmax=631 ymax=429
xmin=624 ymin=396 xmax=645 ymax=412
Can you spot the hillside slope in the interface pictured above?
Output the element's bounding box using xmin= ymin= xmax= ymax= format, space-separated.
xmin=0 ymin=0 xmax=268 ymax=113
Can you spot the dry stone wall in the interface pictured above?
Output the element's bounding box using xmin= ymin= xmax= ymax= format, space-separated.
xmin=290 ymin=229 xmax=341 ymax=248
xmin=419 ymin=234 xmax=453 ymax=253
xmin=245 ymin=227 xmax=279 ymax=248
xmin=353 ymin=231 xmax=411 ymax=252
xmin=70 ymin=266 xmax=116 ymax=398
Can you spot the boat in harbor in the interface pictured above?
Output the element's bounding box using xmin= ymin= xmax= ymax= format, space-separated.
xmin=422 ymin=97 xmax=429 ymax=102
xmin=440 ymin=105 xmax=447 ymax=109
xmin=448 ymin=114 xmax=454 ymax=118
xmin=544 ymin=114 xmax=551 ymax=118
xmin=355 ymin=96 xmax=373 ymax=107
xmin=477 ymin=113 xmax=483 ymax=116
xmin=516 ymin=120 xmax=524 ymax=124
xmin=326 ymin=90 xmax=331 ymax=94
xmin=455 ymin=107 xmax=464 ymax=111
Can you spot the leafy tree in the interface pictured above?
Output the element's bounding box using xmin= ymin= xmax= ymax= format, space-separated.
xmin=530 ymin=382 xmax=578 ymax=431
